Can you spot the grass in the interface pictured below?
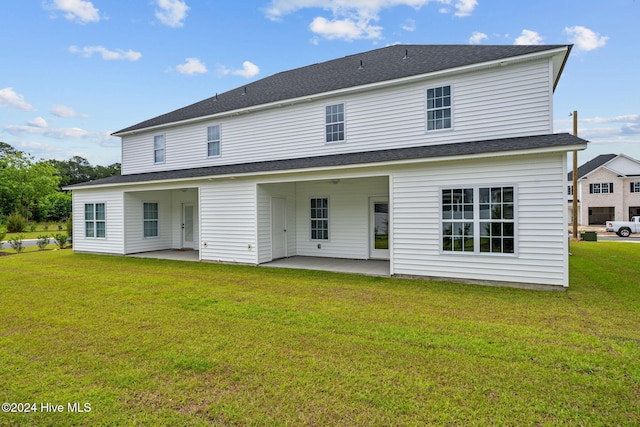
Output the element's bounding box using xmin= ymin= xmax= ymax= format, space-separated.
xmin=0 ymin=242 xmax=638 ymax=426
xmin=2 ymin=222 xmax=67 ymax=240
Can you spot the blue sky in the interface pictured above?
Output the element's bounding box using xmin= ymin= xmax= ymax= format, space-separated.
xmin=1 ymin=0 xmax=638 ymax=167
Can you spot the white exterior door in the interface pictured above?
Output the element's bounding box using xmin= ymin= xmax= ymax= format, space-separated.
xmin=370 ymin=198 xmax=390 ymax=259
xmin=182 ymin=203 xmax=194 ymax=249
xmin=271 ymin=197 xmax=287 ymax=259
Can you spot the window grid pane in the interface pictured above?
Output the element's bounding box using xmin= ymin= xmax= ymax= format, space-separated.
xmin=427 ymin=85 xmax=452 ymax=131
xmin=325 ymin=104 xmax=345 ymax=143
xmin=310 ymin=198 xmax=329 ymax=240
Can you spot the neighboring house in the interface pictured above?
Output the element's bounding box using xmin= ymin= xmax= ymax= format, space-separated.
xmin=568 ymin=154 xmax=640 ymax=225
xmin=66 ymin=44 xmax=587 ymax=289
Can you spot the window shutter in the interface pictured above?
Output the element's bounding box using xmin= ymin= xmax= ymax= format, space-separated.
xmin=589 ymin=184 xmax=594 ymax=193
xmin=632 ymin=182 xmax=635 ymax=193
xmin=609 ymin=183 xmax=614 ymax=193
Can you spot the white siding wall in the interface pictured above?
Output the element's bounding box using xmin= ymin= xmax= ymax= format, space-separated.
xmin=392 ymin=153 xmax=568 ymax=286
xmin=294 ymin=177 xmax=389 ymax=259
xmin=124 ymin=190 xmax=173 ymax=254
xmin=121 ymin=59 xmax=552 ymax=175
xmin=200 ymin=180 xmax=257 ymax=263
xmin=257 ymin=183 xmax=297 ymax=263
xmin=71 ymin=189 xmax=125 ymax=254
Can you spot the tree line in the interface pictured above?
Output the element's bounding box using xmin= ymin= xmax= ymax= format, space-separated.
xmin=0 ymin=141 xmax=120 ymax=223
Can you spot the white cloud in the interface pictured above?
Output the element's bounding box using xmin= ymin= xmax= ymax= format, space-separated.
xmin=217 ymin=61 xmax=260 ymax=79
xmin=4 ymin=124 xmax=90 ymax=139
xmin=514 ymin=29 xmax=542 ymax=45
xmin=69 ymin=45 xmax=142 ymax=61
xmin=51 ymin=104 xmax=85 ymax=118
xmin=564 ymin=26 xmax=608 ymax=51
xmin=264 ymin=0 xmax=477 ymax=40
xmin=155 ymin=0 xmax=190 ymax=27
xmin=28 ymin=117 xmax=48 ymax=128
xmin=0 ymin=87 xmax=33 ymax=111
xmin=44 ymin=0 xmax=101 ymax=24
xmin=310 ymin=16 xmax=382 ymax=40
xmin=469 ymin=31 xmax=488 ymax=44
xmin=454 ymin=0 xmax=477 ymax=17
xmin=175 ymin=58 xmax=208 ymax=75
xmin=401 ymin=18 xmax=416 ymax=32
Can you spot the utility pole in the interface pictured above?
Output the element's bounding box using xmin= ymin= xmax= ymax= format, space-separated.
xmin=572 ymin=111 xmax=579 ymax=239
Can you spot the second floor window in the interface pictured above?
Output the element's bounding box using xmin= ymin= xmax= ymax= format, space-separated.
xmin=154 ymin=135 xmax=165 ymax=164
xmin=426 ymin=85 xmax=452 ymax=131
xmin=325 ymin=103 xmax=345 ymax=143
xmin=207 ymin=125 xmax=221 ymax=157
xmin=568 ymin=185 xmax=574 ymax=195
xmin=631 ymin=182 xmax=640 ymax=193
xmin=590 ymin=183 xmax=613 ymax=194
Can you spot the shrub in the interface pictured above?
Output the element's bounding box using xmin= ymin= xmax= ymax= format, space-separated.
xmin=6 ymin=213 xmax=27 ymax=233
xmin=57 ymin=224 xmax=63 ymax=231
xmin=0 ymin=227 xmax=5 ymax=249
xmin=9 ymin=234 xmax=24 ymax=253
xmin=66 ymin=217 xmax=73 ymax=243
xmin=43 ymin=224 xmax=50 ymax=231
xmin=36 ymin=235 xmax=50 ymax=250
xmin=29 ymin=223 xmax=37 ymax=232
xmin=53 ymin=233 xmax=68 ymax=250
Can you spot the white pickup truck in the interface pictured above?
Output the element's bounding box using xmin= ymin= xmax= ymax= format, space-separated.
xmin=606 ymin=216 xmax=640 ymax=237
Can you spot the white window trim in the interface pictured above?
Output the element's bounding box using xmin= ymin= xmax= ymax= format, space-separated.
xmin=324 ymin=102 xmax=346 ymax=144
xmin=309 ymin=196 xmax=330 ymax=241
xmin=439 ymin=185 xmax=518 ymax=257
xmin=425 ymin=84 xmax=454 ymax=133
xmin=207 ymin=124 xmax=221 ymax=158
xmin=143 ymin=201 xmax=160 ymax=239
xmin=84 ymin=202 xmax=106 ymax=239
xmin=154 ymin=134 xmax=166 ymax=164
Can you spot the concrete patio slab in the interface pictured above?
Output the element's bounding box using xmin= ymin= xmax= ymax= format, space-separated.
xmin=262 ymin=256 xmax=390 ymax=277
xmin=128 ymin=249 xmax=199 ymax=261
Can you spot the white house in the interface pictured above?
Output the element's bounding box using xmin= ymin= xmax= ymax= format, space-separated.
xmin=67 ymin=44 xmax=588 ymax=289
xmin=568 ymin=154 xmax=640 ymax=225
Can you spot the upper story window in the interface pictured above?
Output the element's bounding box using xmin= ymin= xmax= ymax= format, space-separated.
xmin=85 ymin=203 xmax=106 ymax=238
xmin=207 ymin=125 xmax=221 ymax=157
xmin=154 ymin=135 xmax=165 ymax=164
xmin=590 ymin=183 xmax=613 ymax=194
xmin=426 ymin=85 xmax=452 ymax=131
xmin=143 ymin=202 xmax=159 ymax=238
xmin=325 ymin=103 xmax=345 ymax=143
xmin=568 ymin=185 xmax=574 ymax=195
xmin=631 ymin=182 xmax=640 ymax=193
xmin=442 ymin=186 xmax=515 ymax=255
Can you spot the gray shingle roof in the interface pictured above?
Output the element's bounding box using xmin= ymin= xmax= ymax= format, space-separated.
xmin=114 ymin=44 xmax=569 ymax=135
xmin=567 ymin=153 xmax=617 ymax=180
xmin=67 ymin=133 xmax=587 ymax=189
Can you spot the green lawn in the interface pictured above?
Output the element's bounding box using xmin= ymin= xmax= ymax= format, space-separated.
xmin=0 ymin=242 xmax=639 ymax=426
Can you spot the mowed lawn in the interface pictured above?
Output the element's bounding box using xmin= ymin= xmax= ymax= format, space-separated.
xmin=0 ymin=243 xmax=639 ymax=426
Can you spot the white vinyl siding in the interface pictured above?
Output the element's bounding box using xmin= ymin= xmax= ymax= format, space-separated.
xmin=71 ymin=189 xmax=124 ymax=254
xmin=124 ymin=190 xmax=173 ymax=254
xmin=121 ymin=59 xmax=553 ymax=175
xmin=393 ymin=153 xmax=567 ymax=287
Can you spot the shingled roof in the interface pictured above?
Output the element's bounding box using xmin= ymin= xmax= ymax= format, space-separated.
xmin=67 ymin=133 xmax=587 ymax=189
xmin=568 ymin=154 xmax=617 ymax=180
xmin=114 ymin=44 xmax=569 ymax=135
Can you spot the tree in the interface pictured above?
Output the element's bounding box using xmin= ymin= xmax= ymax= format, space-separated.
xmin=0 ymin=151 xmax=60 ymax=219
xmin=0 ymin=141 xmax=20 ymax=158
xmin=38 ymin=192 xmax=72 ymax=221
xmin=49 ymin=157 xmax=121 ymax=189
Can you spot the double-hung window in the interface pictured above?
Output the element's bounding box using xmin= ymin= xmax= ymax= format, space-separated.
xmin=325 ymin=103 xmax=345 ymax=143
xmin=590 ymin=183 xmax=613 ymax=194
xmin=310 ymin=197 xmax=329 ymax=240
xmin=630 ymin=182 xmax=640 ymax=193
xmin=85 ymin=203 xmax=106 ymax=238
xmin=442 ymin=186 xmax=515 ymax=254
xmin=426 ymin=85 xmax=452 ymax=131
xmin=154 ymin=135 xmax=165 ymax=164
xmin=143 ymin=202 xmax=159 ymax=238
xmin=207 ymin=125 xmax=221 ymax=157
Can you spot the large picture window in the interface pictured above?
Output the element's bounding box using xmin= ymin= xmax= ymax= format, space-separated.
xmin=442 ymin=186 xmax=515 ymax=254
xmin=310 ymin=197 xmax=329 ymax=240
xmin=426 ymin=85 xmax=452 ymax=131
xmin=143 ymin=202 xmax=159 ymax=238
xmin=325 ymin=103 xmax=345 ymax=143
xmin=85 ymin=203 xmax=106 ymax=238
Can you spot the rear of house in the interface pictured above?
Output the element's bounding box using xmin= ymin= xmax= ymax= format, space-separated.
xmin=67 ymin=44 xmax=588 ymax=289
